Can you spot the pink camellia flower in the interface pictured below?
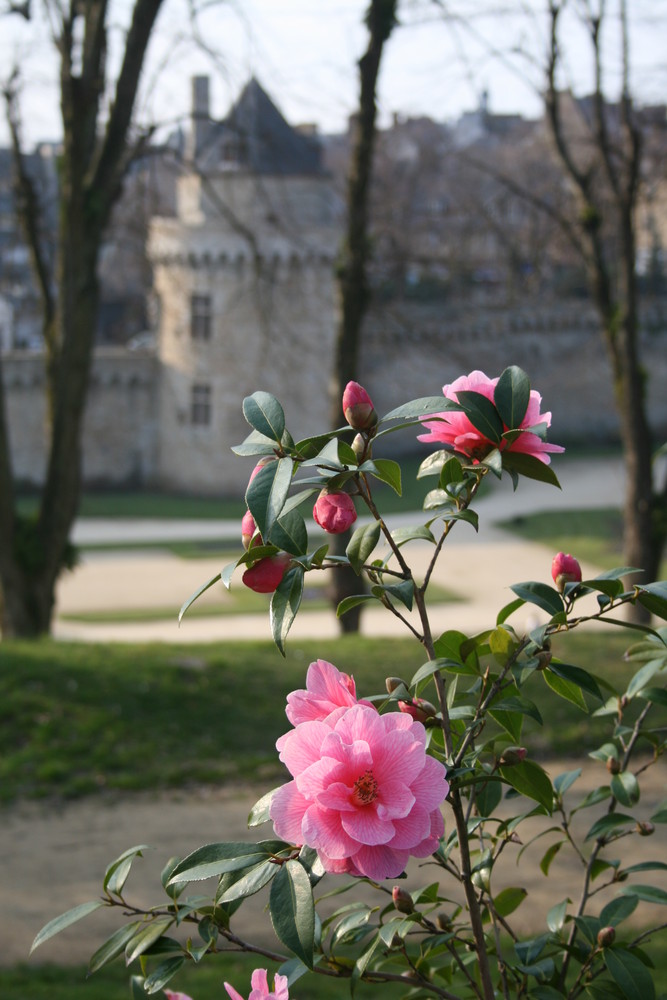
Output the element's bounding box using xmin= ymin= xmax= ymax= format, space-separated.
xmin=242 ymin=554 xmax=290 ymax=593
xmin=285 ymin=659 xmax=367 ymax=727
xmin=241 ymin=510 xmax=261 ymax=550
xmin=313 ymin=490 xmax=357 ymax=534
xmin=224 ymin=968 xmax=289 ymax=1000
xmin=270 ymin=703 xmax=449 ymax=881
xmin=551 ymin=552 xmax=582 ymax=591
xmin=418 ymin=370 xmax=564 ymax=465
xmin=342 ymin=381 xmax=377 ymax=430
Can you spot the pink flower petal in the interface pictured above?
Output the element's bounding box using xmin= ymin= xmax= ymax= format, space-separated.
xmin=375 ymin=780 xmax=416 ymax=820
xmin=278 ymin=720 xmax=330 ymax=775
xmin=269 ymin=782 xmax=309 ymax=844
xmin=341 ymin=807 xmax=395 ymax=845
xmin=352 ymin=844 xmax=410 ymax=880
xmin=302 ymin=803 xmax=357 ymax=859
xmin=387 ymin=803 xmax=431 ymax=848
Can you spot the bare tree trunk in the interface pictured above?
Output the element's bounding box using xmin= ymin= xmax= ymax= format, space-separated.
xmin=329 ymin=0 xmax=397 ymax=633
xmin=0 ymin=0 xmax=164 ymax=638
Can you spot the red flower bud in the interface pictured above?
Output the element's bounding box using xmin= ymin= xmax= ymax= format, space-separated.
xmin=392 ymin=886 xmax=414 ymax=914
xmin=597 ymin=926 xmax=616 ymax=948
xmin=342 ymin=381 xmax=377 ymax=430
xmin=637 ymin=821 xmax=655 ymax=837
xmin=313 ymin=490 xmax=357 ymax=534
xmin=241 ymin=510 xmax=261 ymax=550
xmin=499 ymin=746 xmax=527 ymax=766
xmin=248 ymin=457 xmax=275 ymax=485
xmin=551 ymin=552 xmax=582 ymax=592
xmin=242 ymin=554 xmax=290 ymax=593
xmin=398 ymin=698 xmax=438 ymax=724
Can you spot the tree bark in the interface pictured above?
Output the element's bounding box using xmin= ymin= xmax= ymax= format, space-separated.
xmin=0 ymin=0 xmax=164 ymax=638
xmin=329 ymin=0 xmax=398 ymax=633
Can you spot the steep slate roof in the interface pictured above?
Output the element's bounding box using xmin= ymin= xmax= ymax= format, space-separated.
xmin=200 ymin=78 xmax=323 ymax=175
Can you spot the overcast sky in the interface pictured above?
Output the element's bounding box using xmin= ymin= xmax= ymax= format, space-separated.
xmin=1 ymin=0 xmax=665 ymax=146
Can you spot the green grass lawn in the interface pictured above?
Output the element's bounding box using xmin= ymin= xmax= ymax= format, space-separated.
xmin=0 ymin=630 xmax=660 ymax=805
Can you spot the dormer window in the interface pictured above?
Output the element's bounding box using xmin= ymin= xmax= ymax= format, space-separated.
xmin=190 ymin=294 xmax=211 ymax=341
xmin=191 ymin=382 xmax=212 ymax=425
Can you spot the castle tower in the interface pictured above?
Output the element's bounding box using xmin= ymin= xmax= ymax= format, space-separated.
xmin=148 ymin=78 xmax=340 ymax=493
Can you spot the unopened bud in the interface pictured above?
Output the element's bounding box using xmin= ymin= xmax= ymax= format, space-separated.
xmin=551 ymin=552 xmax=582 ymax=592
xmin=597 ymin=926 xmax=616 ymax=948
xmin=619 ymin=695 xmax=629 ymax=711
xmin=398 ymin=698 xmax=438 ymax=724
xmin=436 ymin=913 xmax=452 ymax=932
xmin=342 ymin=381 xmax=378 ymax=431
xmin=385 ymin=676 xmax=407 ymax=694
xmin=313 ymin=489 xmax=357 ymax=534
xmin=536 ymin=649 xmax=552 ymax=671
xmin=351 ymin=433 xmax=366 ymax=461
xmin=606 ymin=757 xmax=621 ymax=775
xmin=392 ymin=886 xmax=414 ymax=914
xmin=500 ymin=747 xmax=527 ymax=766
xmin=636 ymin=821 xmax=655 ymax=837
xmin=241 ymin=510 xmax=261 ymax=550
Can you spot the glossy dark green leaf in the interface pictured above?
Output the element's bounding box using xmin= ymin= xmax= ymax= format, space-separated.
xmin=231 ymin=428 xmax=279 ymax=456
xmin=456 ymin=390 xmax=503 ymax=443
xmin=417 ymin=449 xmax=454 ymax=479
xmin=605 ymin=948 xmax=656 ymax=1000
xmin=494 ymin=365 xmax=531 ymax=428
xmin=501 ymin=451 xmax=562 ymax=488
xmin=103 ymin=844 xmax=152 ymax=897
xmin=336 ymin=593 xmax=377 ymax=617
xmin=497 ymin=597 xmax=525 ymax=625
xmin=381 ymin=396 xmax=460 ymax=421
xmin=510 ymin=581 xmax=564 ymax=616
xmin=391 ymin=524 xmax=436 ymax=547
xmin=178 ymin=571 xmax=222 ymax=623
xmin=125 ymin=917 xmax=174 ymax=965
xmin=554 ymin=767 xmax=582 ymax=796
xmin=372 ymin=579 xmax=414 ymax=611
xmin=168 ymin=840 xmax=288 ymax=883
xmin=143 ymin=958 xmax=186 ymax=994
xmin=546 ymin=898 xmax=569 ymax=933
xmin=346 ymin=521 xmax=381 ymax=574
xmin=248 ymin=786 xmax=279 ymax=827
xmin=246 ymin=457 xmax=293 ymax=538
xmin=271 ymin=566 xmax=304 ymax=656
xmin=494 ymin=886 xmax=527 ymax=917
xmin=618 ymin=884 xmax=667 ymax=905
xmin=627 ymin=658 xmax=665 ymax=698
xmin=542 ymin=669 xmax=588 ymax=711
xmin=30 ymin=901 xmax=105 ymax=954
xmin=610 ymin=772 xmax=640 ymax=807
xmin=242 ymin=391 xmax=285 ymax=442
xmin=217 ymin=858 xmax=278 ymax=903
xmin=599 ymin=894 xmax=639 ymax=927
xmin=369 ymin=458 xmax=402 ymax=495
xmin=549 ymin=661 xmax=603 ymax=701
xmin=585 ymin=813 xmax=635 ymax=842
xmin=540 ymin=841 xmax=563 ymax=876
xmin=499 ymin=760 xmax=553 ymax=812
xmin=637 ymin=581 xmax=667 ymax=621
xmin=269 ymin=860 xmax=315 ymax=968
xmin=88 ymin=922 xmax=141 ymax=974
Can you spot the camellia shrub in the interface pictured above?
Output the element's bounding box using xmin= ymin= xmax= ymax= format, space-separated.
xmin=33 ymin=367 xmax=667 ymax=1000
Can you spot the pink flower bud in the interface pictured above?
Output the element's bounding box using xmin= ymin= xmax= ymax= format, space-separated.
xmin=597 ymin=926 xmax=616 ymax=948
xmin=398 ymin=698 xmax=438 ymax=724
xmin=392 ymin=886 xmax=414 ymax=914
xmin=385 ymin=676 xmax=408 ymax=694
xmin=551 ymin=552 xmax=582 ymax=592
xmin=499 ymin=746 xmax=527 ymax=766
xmin=249 ymin=457 xmax=275 ymax=484
xmin=313 ymin=490 xmax=357 ymax=534
xmin=164 ymin=991 xmax=194 ymax=1000
xmin=241 ymin=510 xmax=261 ymax=550
xmin=242 ymin=554 xmax=290 ymax=594
xmin=342 ymin=381 xmax=377 ymax=430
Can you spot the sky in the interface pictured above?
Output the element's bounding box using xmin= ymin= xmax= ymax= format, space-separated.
xmin=1 ymin=0 xmax=665 ymax=147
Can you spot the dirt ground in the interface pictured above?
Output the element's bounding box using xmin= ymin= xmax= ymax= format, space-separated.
xmin=4 ymin=759 xmax=664 ymax=968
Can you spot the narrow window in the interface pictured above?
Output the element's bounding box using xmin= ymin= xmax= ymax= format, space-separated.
xmin=190 ymin=294 xmax=212 ymax=341
xmin=191 ymin=382 xmax=212 ymax=426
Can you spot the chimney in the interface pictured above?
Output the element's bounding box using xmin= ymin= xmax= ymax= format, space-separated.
xmin=187 ymin=75 xmax=210 ymax=161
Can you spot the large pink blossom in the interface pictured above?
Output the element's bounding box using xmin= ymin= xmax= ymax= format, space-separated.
xmin=284 ymin=659 xmax=365 ymax=728
xmin=418 ymin=370 xmax=564 ymax=465
xmin=270 ymin=703 xmax=449 ymax=881
xmin=224 ymin=969 xmax=289 ymax=1000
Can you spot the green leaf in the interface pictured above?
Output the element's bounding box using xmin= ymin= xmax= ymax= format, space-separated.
xmin=381 ymin=396 xmax=460 ymax=421
xmin=300 ymin=437 xmax=343 ymax=470
xmin=351 ymin=932 xmax=384 ymax=994
xmin=637 ymin=581 xmax=667 ymax=621
xmin=168 ymin=840 xmax=288 ymax=883
xmin=610 ymin=772 xmax=640 ymax=807
xmin=489 ymin=626 xmax=518 ymax=666
xmin=346 ymin=521 xmax=381 ymax=574
xmin=494 ymin=365 xmax=530 ymax=428
xmin=373 ymin=579 xmax=414 ymax=611
xmin=125 ymin=917 xmax=174 ymax=965
xmin=605 ymin=948 xmax=656 ymax=1000
xmin=417 ymin=450 xmax=457 ymax=479
xmin=269 ymin=859 xmax=315 ymax=968
xmin=585 ymin=814 xmax=635 ymax=842
xmin=499 ymin=760 xmax=554 ymax=812
xmin=627 ymin=658 xmax=665 ymax=698
xmin=494 ymin=886 xmax=527 ymax=917
xmin=30 ymin=901 xmax=105 ymax=954
xmin=242 ymin=391 xmax=285 ymax=442
xmin=540 ymin=841 xmax=563 ymax=876
xmin=497 ymin=597 xmax=525 ymax=625
xmin=501 ymin=451 xmax=562 ymax=488
xmin=271 ymin=566 xmax=304 ymax=656
xmin=554 ymin=768 xmax=582 ymax=796
xmin=217 ymin=858 xmax=279 ymax=903
xmin=621 ymin=861 xmax=667 ymax=875
xmin=88 ymin=922 xmax=142 ymax=974
xmin=542 ymin=668 xmax=587 ymax=711
xmin=456 ymin=390 xmax=503 ymax=443
xmin=391 ymin=525 xmax=436 ymax=547
xmin=246 ymin=457 xmax=293 ymax=538
xmin=637 ymin=686 xmax=667 ymax=706
xmin=103 ymin=844 xmax=152 ymax=898
xmin=248 ymin=786 xmax=279 ymax=827
xmin=546 ymin=898 xmax=569 ymax=933
xmin=510 ymin=581 xmax=564 ymax=616
xmin=143 ymin=957 xmax=186 ymax=994
xmin=550 ymin=661 xmax=603 ymax=701
xmin=369 ymin=458 xmax=402 ymax=495
xmin=599 ymin=895 xmax=639 ymax=927
xmin=337 ymin=594 xmax=378 ymax=617
xmin=269 ymin=510 xmax=308 ymax=556
xmin=618 ymin=884 xmax=667 ymax=905
xmin=178 ymin=571 xmax=222 ymax=624
xmin=231 ymin=428 xmax=279 ymax=457
xmin=411 ymin=657 xmax=460 ymax=686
